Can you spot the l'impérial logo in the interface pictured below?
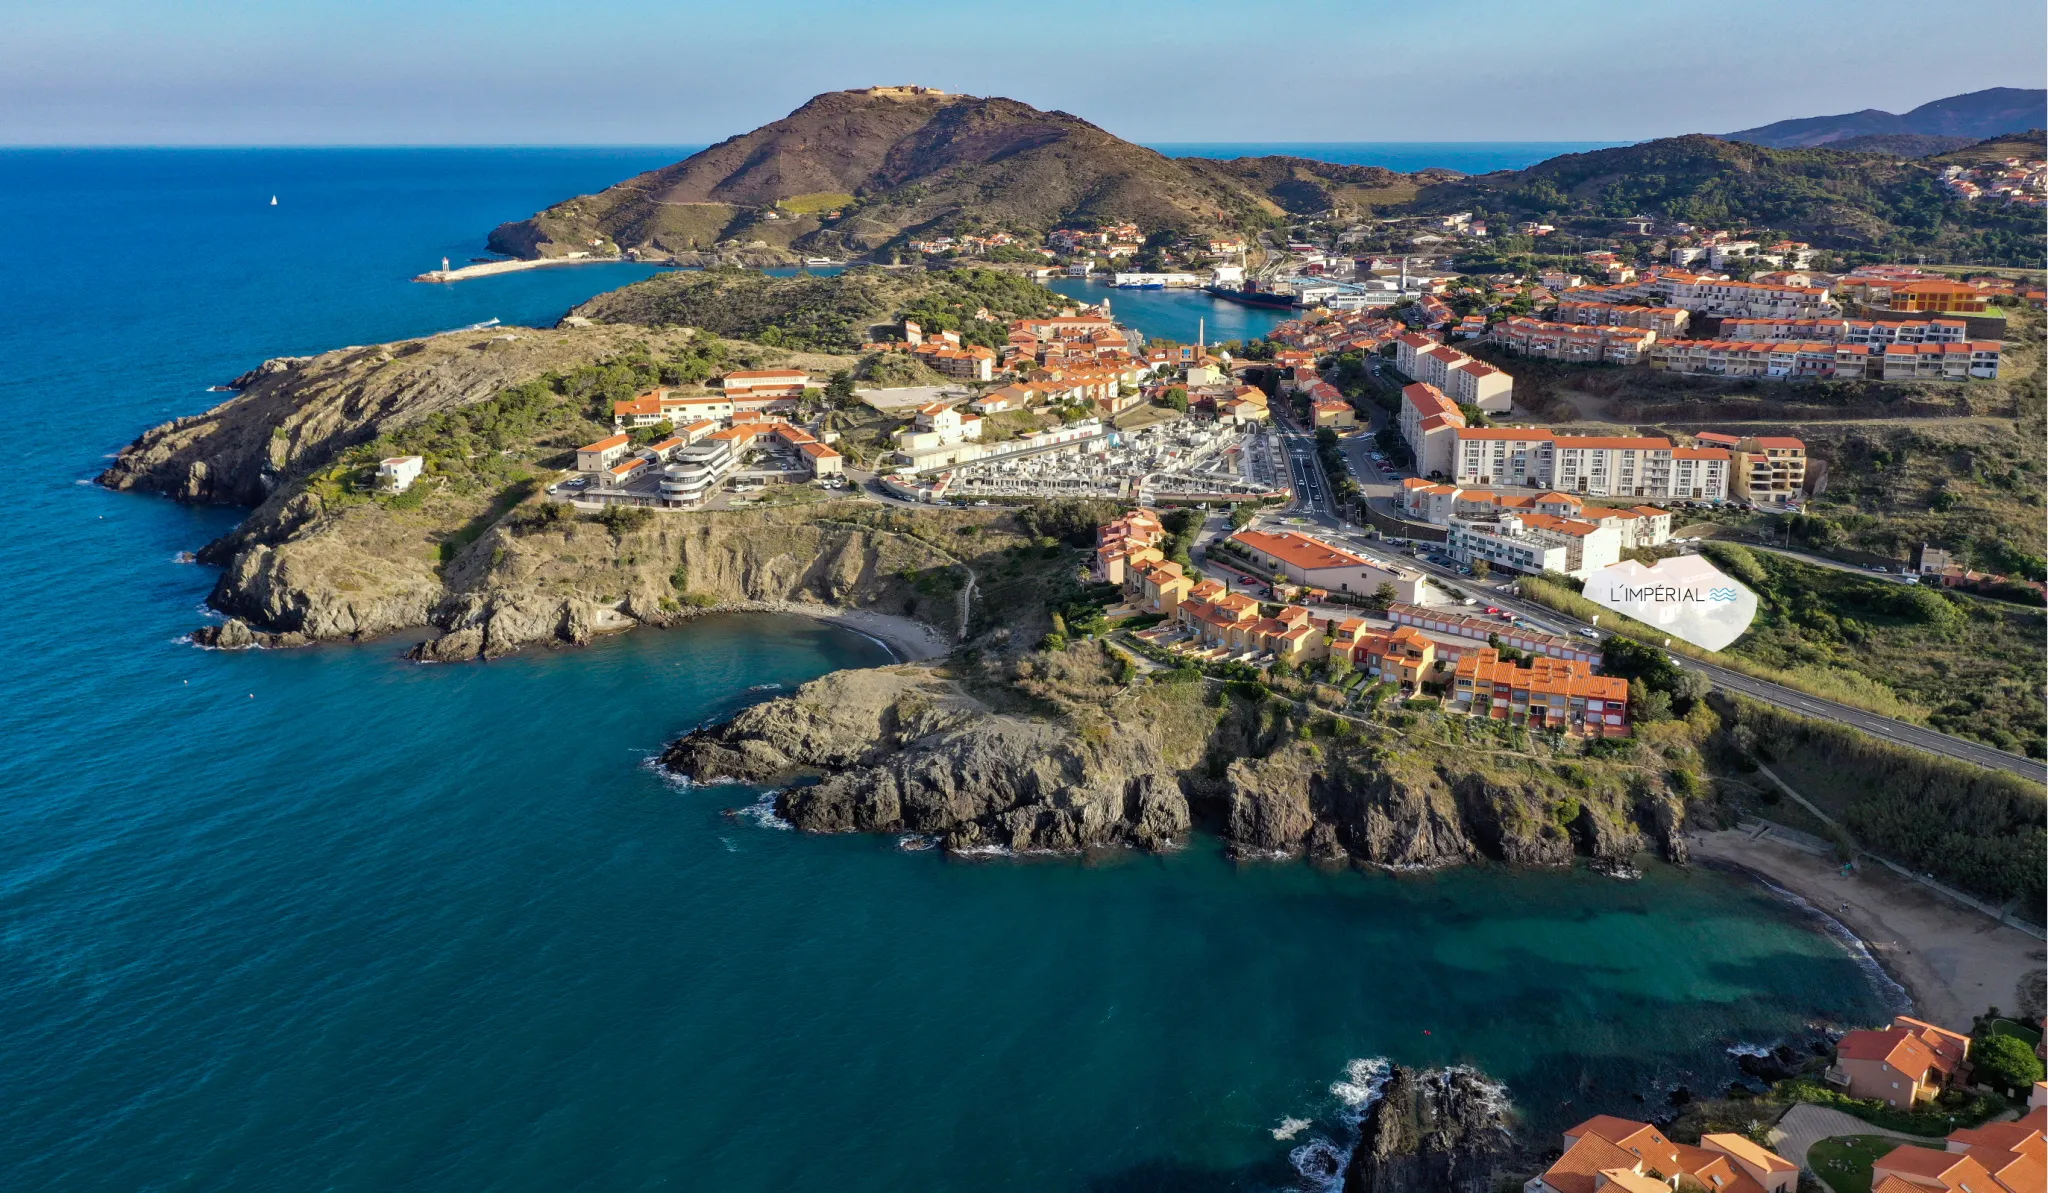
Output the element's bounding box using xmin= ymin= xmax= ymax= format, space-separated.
xmin=1581 ymin=555 xmax=1757 ymax=651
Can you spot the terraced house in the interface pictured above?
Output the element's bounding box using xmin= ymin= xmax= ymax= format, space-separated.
xmin=1452 ymin=649 xmax=1631 ymax=737
xmin=1650 ymin=338 xmax=2001 ymax=381
xmin=1869 ymin=1104 xmax=2046 ymax=1193
xmin=1488 ymin=317 xmax=1658 ymax=365
xmin=1526 ymin=1116 xmax=1795 ymax=1193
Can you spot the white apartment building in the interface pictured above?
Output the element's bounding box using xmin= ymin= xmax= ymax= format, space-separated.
xmin=1396 ymin=332 xmax=1514 ymax=411
xmin=1447 ymin=512 xmax=1621 ymax=579
xmin=1398 ymin=382 xmax=1466 ymax=478
xmin=1437 ymin=429 xmax=1731 ymax=500
xmin=1452 ymin=429 xmax=1557 ymax=487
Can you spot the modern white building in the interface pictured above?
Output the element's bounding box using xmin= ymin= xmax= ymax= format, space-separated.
xmin=377 ymin=455 xmax=424 ymax=492
xmin=1447 ymin=512 xmax=1621 ymax=578
xmin=659 ymin=441 xmax=737 ymax=507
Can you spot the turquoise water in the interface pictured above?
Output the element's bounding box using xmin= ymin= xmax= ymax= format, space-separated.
xmin=0 ymin=150 xmax=1887 ymax=1191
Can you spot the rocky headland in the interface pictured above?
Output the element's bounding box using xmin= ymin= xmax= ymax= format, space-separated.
xmin=1342 ymin=1066 xmax=1516 ymax=1193
xmin=103 ymin=292 xmax=1702 ymax=879
xmin=662 ymin=646 xmax=1693 ymax=867
xmin=95 ymin=319 xmax=1030 ymax=660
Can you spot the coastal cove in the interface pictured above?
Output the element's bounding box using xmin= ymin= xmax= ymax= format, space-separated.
xmin=0 ymin=149 xmax=1905 ymax=1191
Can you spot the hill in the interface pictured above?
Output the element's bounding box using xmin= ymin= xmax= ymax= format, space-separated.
xmin=1723 ymin=87 xmax=2047 ymax=148
xmin=1928 ymin=128 xmax=2048 ymax=166
xmin=1395 ymin=134 xmax=2045 ymax=265
xmin=489 ymin=88 xmax=1308 ymax=262
xmin=1824 ymin=133 xmax=1980 ymax=158
xmin=566 ymin=266 xmax=1070 ymax=353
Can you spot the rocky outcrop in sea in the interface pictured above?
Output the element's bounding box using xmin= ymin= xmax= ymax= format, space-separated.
xmin=1342 ymin=1066 xmax=1516 ymax=1193
xmin=661 ymin=651 xmax=1693 ymax=868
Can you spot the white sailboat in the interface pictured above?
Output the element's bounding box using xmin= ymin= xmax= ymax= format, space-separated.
xmin=269 ymin=196 xmax=277 ymax=206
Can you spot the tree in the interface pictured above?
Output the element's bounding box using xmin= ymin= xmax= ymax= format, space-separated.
xmin=1162 ymin=386 xmax=1189 ymax=413
xmin=825 ymin=369 xmax=856 ymax=405
xmin=1471 ymin=559 xmax=1490 ymax=580
xmin=1369 ymin=582 xmax=1396 ymax=610
xmin=1972 ymin=1034 xmax=2044 ymax=1094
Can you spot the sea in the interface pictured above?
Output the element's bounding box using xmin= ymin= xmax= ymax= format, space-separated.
xmin=0 ymin=148 xmax=1886 ymax=1192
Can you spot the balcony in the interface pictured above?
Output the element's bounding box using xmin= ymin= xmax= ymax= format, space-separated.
xmin=1823 ymin=1066 xmax=1852 ymax=1089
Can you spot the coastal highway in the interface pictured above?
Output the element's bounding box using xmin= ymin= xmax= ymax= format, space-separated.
xmin=1270 ymin=445 xmax=2048 ymax=785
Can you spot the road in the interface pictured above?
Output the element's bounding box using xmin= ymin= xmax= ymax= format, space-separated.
xmin=1254 ymin=412 xmax=2046 ymax=783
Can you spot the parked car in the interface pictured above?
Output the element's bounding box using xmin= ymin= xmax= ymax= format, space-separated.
xmin=1871 ymin=565 xmax=1889 ymax=573
xmin=1484 ymin=606 xmax=1501 ymax=615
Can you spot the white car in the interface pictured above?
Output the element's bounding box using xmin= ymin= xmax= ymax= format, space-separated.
xmin=1576 ymin=627 xmax=1600 ymax=640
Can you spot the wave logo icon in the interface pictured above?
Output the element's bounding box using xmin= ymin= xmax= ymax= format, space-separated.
xmin=1583 ymin=556 xmax=1758 ymax=651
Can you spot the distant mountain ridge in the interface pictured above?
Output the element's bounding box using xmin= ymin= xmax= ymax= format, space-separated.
xmin=1723 ymin=87 xmax=2046 ymax=148
xmin=489 ymin=88 xmax=2045 ymax=270
xmin=1398 ymin=133 xmax=2044 ymax=265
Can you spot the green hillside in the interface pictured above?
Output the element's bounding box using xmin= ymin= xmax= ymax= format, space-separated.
xmin=567 ymin=266 xmax=1069 ymax=353
xmin=1397 ymin=134 xmax=2044 ymax=265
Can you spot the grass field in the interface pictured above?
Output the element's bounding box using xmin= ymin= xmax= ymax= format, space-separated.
xmin=1704 ymin=543 xmax=2046 ymax=755
xmin=1808 ymin=1135 xmax=1899 ymax=1193
xmin=777 ymin=192 xmax=856 ymax=215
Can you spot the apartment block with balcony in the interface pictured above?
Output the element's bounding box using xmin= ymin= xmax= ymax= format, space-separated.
xmin=1453 ymin=649 xmax=1631 ymax=737
xmin=1730 ymin=437 xmax=1806 ymax=505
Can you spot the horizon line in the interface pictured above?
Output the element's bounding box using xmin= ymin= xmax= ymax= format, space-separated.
xmin=0 ymin=138 xmax=1647 ymax=151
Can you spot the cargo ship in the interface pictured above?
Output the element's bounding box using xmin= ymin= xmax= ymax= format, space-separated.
xmin=1203 ymin=280 xmax=1299 ymax=309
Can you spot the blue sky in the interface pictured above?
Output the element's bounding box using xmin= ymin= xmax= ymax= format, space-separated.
xmin=3 ymin=0 xmax=2042 ymax=145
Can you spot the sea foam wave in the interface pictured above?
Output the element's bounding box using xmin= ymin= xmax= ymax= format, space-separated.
xmin=1751 ymin=875 xmax=1913 ymax=1014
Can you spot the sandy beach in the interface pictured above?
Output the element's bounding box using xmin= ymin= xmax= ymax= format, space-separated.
xmin=726 ymin=600 xmax=951 ymax=662
xmin=1689 ymin=827 xmax=2045 ymax=1030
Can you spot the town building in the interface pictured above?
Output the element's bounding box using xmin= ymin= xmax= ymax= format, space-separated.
xmin=657 ymin=440 xmax=738 ymax=506
xmin=1489 ymin=317 xmax=1658 ymax=365
xmin=1650 ymin=338 xmax=2001 ymax=381
xmin=1398 ymin=381 xmax=1467 ymax=478
xmin=1554 ymin=302 xmax=1691 ymax=336
xmin=718 ymin=369 xmax=811 ymax=404
xmin=1432 ymin=429 xmax=1729 ymax=500
xmin=1724 ymin=436 xmax=1807 ymax=505
xmin=1311 ymin=391 xmax=1357 ymax=428
xmin=1452 ymin=649 xmax=1631 ymax=737
xmin=1447 ymin=511 xmax=1621 ymax=578
xmin=1174 ymin=582 xmax=1323 ymax=667
xmin=1827 ymin=1016 xmax=1972 ymax=1107
xmin=1835 ymin=277 xmax=1991 ymax=313
xmin=1386 ymin=603 xmax=1603 ymax=666
xmin=1452 ymin=428 xmax=1558 ymax=488
xmin=1095 ymin=509 xmax=1167 ymax=585
xmin=1718 ymin=317 xmax=1969 ymax=345
xmin=1226 ymin=529 xmax=1424 ymax=603
xmin=1869 ymin=1102 xmax=2046 ymax=1193
xmin=1394 ymin=333 xmax=1514 ymax=410
xmin=1526 ymin=1116 xmax=1797 ymax=1193
xmin=576 ymin=433 xmax=633 ymax=473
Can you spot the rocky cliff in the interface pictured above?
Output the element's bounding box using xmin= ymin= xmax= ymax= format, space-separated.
xmin=99 ymin=325 xmax=703 ymax=507
xmin=662 ymin=647 xmax=1693 ymax=868
xmin=98 ymin=320 xmax=1053 ymax=658
xmin=1343 ymin=1066 xmax=1516 ymax=1193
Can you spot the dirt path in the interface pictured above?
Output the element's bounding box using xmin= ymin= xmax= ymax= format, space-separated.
xmin=1689 ymin=828 xmax=2045 ymax=1030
